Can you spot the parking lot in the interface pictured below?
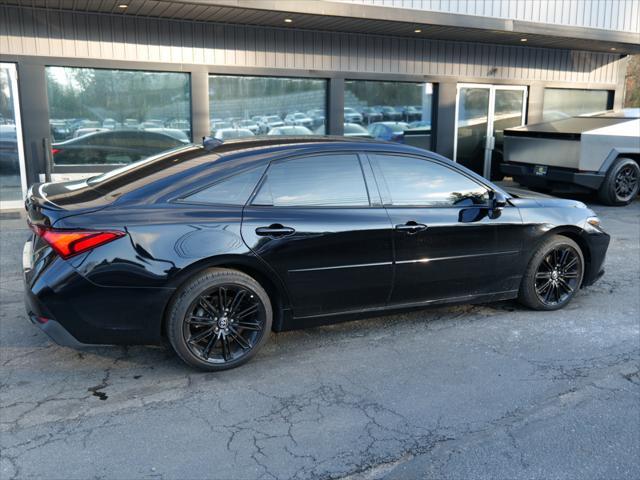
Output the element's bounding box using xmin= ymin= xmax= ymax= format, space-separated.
xmin=1 ymin=197 xmax=638 ymax=480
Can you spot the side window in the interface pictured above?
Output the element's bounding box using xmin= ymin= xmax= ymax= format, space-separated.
xmin=184 ymin=167 xmax=264 ymax=205
xmin=370 ymin=154 xmax=489 ymax=207
xmin=252 ymin=154 xmax=370 ymax=207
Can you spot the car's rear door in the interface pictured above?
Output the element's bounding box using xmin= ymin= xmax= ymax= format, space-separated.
xmin=241 ymin=152 xmax=394 ymax=318
xmin=367 ymin=152 xmax=523 ymax=306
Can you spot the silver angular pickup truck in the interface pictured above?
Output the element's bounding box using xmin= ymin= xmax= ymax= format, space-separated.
xmin=501 ymin=112 xmax=640 ymax=206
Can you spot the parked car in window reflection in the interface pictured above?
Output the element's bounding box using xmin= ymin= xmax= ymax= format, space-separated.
xmin=343 ymin=107 xmax=363 ymax=124
xmin=284 ymin=113 xmax=314 ymax=129
xmin=73 ymin=127 xmax=109 ymax=138
xmin=267 ymin=126 xmax=313 ymax=135
xmin=368 ymin=122 xmax=410 ymax=142
xmin=307 ymin=109 xmax=326 ymax=127
xmin=361 ymin=107 xmax=384 ymax=124
xmin=236 ymin=120 xmax=261 ymax=135
xmin=214 ymin=128 xmax=255 ymax=140
xmin=314 ymin=123 xmax=372 ymax=138
xmin=144 ymin=128 xmax=191 ymax=142
xmin=51 ymin=130 xmax=189 ymax=165
xmin=376 ymin=106 xmax=403 ymax=121
xmin=265 ymin=116 xmax=285 ymax=131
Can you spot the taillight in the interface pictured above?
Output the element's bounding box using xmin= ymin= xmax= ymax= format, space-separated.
xmin=30 ymin=224 xmax=125 ymax=259
xmin=51 ymin=148 xmax=61 ymax=156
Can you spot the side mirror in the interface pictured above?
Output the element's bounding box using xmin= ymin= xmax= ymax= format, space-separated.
xmin=491 ymin=191 xmax=508 ymax=210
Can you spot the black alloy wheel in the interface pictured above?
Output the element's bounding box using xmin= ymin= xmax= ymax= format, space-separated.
xmin=534 ymin=246 xmax=582 ymax=307
xmin=184 ymin=285 xmax=266 ymax=364
xmin=518 ymin=235 xmax=584 ymax=311
xmin=614 ymin=163 xmax=639 ymax=203
xmin=167 ymin=269 xmax=272 ymax=371
xmin=599 ymin=157 xmax=640 ymax=206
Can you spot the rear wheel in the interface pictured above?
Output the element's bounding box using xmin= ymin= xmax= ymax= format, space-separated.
xmin=598 ymin=157 xmax=639 ymax=206
xmin=167 ymin=268 xmax=272 ymax=371
xmin=518 ymin=235 xmax=584 ymax=311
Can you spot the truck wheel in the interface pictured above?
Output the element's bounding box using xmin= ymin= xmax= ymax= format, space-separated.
xmin=598 ymin=157 xmax=639 ymax=206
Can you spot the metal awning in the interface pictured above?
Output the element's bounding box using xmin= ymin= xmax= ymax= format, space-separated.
xmin=5 ymin=0 xmax=640 ymax=54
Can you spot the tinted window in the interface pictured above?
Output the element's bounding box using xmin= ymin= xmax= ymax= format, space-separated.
xmin=209 ymin=75 xmax=327 ymax=135
xmin=46 ymin=66 xmax=191 ymax=165
xmin=185 ymin=168 xmax=264 ymax=205
xmin=371 ymin=154 xmax=489 ymax=207
xmin=345 ymin=79 xmax=433 ymax=149
xmin=543 ymin=88 xmax=611 ymax=121
xmin=253 ymin=154 xmax=369 ymax=207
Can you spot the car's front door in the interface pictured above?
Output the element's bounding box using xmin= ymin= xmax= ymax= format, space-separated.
xmin=241 ymin=152 xmax=394 ymax=318
xmin=367 ymin=153 xmax=524 ymax=306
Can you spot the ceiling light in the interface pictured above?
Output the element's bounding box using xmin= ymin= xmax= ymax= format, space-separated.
xmin=414 ymin=28 xmax=422 ymax=33
xmin=118 ymin=4 xmax=128 ymax=8
xmin=284 ymin=18 xmax=293 ymax=23
xmin=611 ymin=47 xmax=617 ymax=50
xmin=520 ymin=38 xmax=527 ymax=42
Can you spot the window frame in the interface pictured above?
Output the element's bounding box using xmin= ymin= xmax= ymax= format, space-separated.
xmin=364 ymin=152 xmax=493 ymax=209
xmin=248 ymin=151 xmax=376 ymax=209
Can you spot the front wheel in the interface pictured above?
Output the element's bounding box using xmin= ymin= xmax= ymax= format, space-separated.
xmin=518 ymin=235 xmax=584 ymax=311
xmin=166 ymin=268 xmax=272 ymax=371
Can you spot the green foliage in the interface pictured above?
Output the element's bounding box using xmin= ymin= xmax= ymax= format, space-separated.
xmin=46 ymin=67 xmax=190 ymax=122
xmin=624 ymin=54 xmax=640 ymax=108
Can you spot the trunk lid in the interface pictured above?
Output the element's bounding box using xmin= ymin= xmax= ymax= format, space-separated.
xmin=25 ymin=179 xmax=113 ymax=228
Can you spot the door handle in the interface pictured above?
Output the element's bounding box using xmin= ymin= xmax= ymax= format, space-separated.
xmin=395 ymin=221 xmax=427 ymax=234
xmin=255 ymin=224 xmax=296 ymax=237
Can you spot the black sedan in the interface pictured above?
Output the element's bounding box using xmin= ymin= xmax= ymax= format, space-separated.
xmin=23 ymin=137 xmax=610 ymax=371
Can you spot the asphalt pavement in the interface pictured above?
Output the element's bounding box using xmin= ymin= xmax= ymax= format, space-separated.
xmin=1 ymin=198 xmax=638 ymax=480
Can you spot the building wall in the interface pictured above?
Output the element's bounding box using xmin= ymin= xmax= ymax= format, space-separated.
xmin=0 ymin=5 xmax=623 ymax=85
xmin=330 ymin=0 xmax=640 ymax=33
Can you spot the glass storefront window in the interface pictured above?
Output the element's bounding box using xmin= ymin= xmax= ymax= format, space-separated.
xmin=0 ymin=63 xmax=25 ymax=203
xmin=542 ymin=88 xmax=611 ymax=121
xmin=46 ymin=67 xmax=191 ymax=166
xmin=208 ymin=75 xmax=327 ymax=139
xmin=345 ymin=80 xmax=434 ymax=149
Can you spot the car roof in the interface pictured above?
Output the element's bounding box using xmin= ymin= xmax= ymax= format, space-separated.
xmin=203 ymin=135 xmax=432 ymax=160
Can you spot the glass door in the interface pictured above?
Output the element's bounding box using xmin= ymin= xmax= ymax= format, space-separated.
xmin=0 ymin=63 xmax=27 ymax=209
xmin=454 ymin=84 xmax=527 ymax=180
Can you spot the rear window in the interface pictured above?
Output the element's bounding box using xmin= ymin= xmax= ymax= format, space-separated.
xmin=84 ymin=145 xmax=217 ymax=200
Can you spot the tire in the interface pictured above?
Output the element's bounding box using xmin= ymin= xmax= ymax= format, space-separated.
xmin=518 ymin=235 xmax=584 ymax=311
xmin=166 ymin=268 xmax=272 ymax=371
xmin=598 ymin=157 xmax=639 ymax=206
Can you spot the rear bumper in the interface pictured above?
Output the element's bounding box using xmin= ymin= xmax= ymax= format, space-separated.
xmin=501 ymin=162 xmax=604 ymax=191
xmin=28 ymin=313 xmax=88 ymax=348
xmin=23 ymin=240 xmax=173 ymax=346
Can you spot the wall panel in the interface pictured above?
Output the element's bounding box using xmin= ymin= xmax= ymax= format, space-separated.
xmin=331 ymin=0 xmax=640 ymax=33
xmin=0 ymin=5 xmax=622 ymax=85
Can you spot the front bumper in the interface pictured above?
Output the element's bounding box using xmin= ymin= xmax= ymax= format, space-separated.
xmin=579 ymin=227 xmax=610 ymax=287
xmin=501 ymin=162 xmax=604 ymax=192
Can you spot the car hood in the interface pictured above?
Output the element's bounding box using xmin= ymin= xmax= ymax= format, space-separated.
xmin=505 ymin=186 xmax=588 ymax=209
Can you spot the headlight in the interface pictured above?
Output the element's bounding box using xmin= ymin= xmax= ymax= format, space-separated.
xmin=586 ymin=216 xmax=601 ymax=227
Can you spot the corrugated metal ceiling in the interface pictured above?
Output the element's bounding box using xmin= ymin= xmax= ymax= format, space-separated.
xmin=3 ymin=0 xmax=639 ymax=54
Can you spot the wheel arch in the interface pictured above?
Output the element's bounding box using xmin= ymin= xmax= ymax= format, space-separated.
xmin=542 ymin=226 xmax=591 ymax=287
xmin=161 ymin=254 xmax=291 ymax=337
